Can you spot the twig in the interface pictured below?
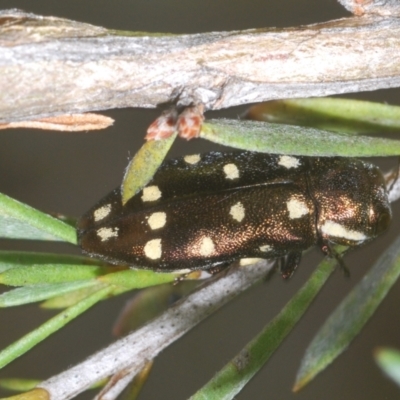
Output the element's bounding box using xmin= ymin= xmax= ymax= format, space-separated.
xmin=1 ymin=8 xmax=400 ymax=123
xmin=337 ymin=0 xmax=400 ymax=16
xmin=0 ymin=114 xmax=113 ymax=131
xmin=38 ymin=261 xmax=273 ymax=399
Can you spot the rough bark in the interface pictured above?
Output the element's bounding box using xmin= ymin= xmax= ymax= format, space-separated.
xmin=1 ymin=9 xmax=400 ymax=123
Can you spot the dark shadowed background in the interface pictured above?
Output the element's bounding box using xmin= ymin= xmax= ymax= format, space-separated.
xmin=1 ymin=1 xmax=400 ymax=399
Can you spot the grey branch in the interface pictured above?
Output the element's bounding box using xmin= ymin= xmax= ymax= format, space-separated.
xmin=38 ymin=261 xmax=272 ymax=400
xmin=337 ymin=0 xmax=400 ymax=15
xmin=1 ymin=8 xmax=400 ymax=123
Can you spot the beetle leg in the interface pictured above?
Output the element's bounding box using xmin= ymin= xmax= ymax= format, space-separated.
xmin=206 ymin=261 xmax=232 ymax=275
xmin=322 ymin=242 xmax=350 ymax=277
xmin=279 ymin=251 xmax=302 ymax=279
xmin=173 ymin=261 xmax=231 ymax=284
xmin=337 ymin=256 xmax=350 ymax=277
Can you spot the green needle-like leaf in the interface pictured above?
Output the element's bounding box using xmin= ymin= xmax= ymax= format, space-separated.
xmin=191 ymin=257 xmax=337 ymax=400
xmin=0 ymin=251 xmax=106 ymax=274
xmin=0 ymin=264 xmax=107 ymax=286
xmin=40 ymin=285 xmax=107 ymax=309
xmin=294 ymin=235 xmax=400 ymax=391
xmin=98 ymin=269 xmax=177 ymax=289
xmin=246 ymin=98 xmax=400 ymax=134
xmin=40 ymin=282 xmax=104 ymax=309
xmin=374 ymin=347 xmax=400 ymax=388
xmin=122 ymin=132 xmax=177 ymax=205
xmin=0 ymin=281 xmax=101 ymax=307
xmin=0 ymin=378 xmax=40 ymax=392
xmin=200 ymin=119 xmax=400 ymax=157
xmin=0 ymin=193 xmax=76 ymax=243
xmin=0 ymin=284 xmax=112 ymax=369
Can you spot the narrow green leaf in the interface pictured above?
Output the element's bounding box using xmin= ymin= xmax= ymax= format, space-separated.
xmin=0 ymin=378 xmax=40 ymax=392
xmin=0 ymin=284 xmax=112 ymax=369
xmin=200 ymin=119 xmax=400 ymax=157
xmin=0 ymin=251 xmax=106 ymax=274
xmin=40 ymin=285 xmax=106 ymax=309
xmin=99 ymin=269 xmax=177 ymax=291
xmin=2 ymin=388 xmax=50 ymax=400
xmin=0 ymin=193 xmax=76 ymax=243
xmin=2 ymin=388 xmax=49 ymax=399
xmin=0 ymin=264 xmax=107 ymax=286
xmin=246 ymin=98 xmax=400 ymax=134
xmin=374 ymin=347 xmax=400 ymax=388
xmin=0 ymin=281 xmax=100 ymax=307
xmin=191 ymin=257 xmax=337 ymax=400
xmin=121 ymin=132 xmax=177 ymax=205
xmin=294 ymin=235 xmax=400 ymax=391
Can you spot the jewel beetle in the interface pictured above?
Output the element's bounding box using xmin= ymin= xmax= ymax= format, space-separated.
xmin=77 ymin=152 xmax=392 ymax=278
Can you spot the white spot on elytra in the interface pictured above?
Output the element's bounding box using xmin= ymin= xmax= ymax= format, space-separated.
xmin=320 ymin=221 xmax=367 ymax=241
xmin=278 ymin=155 xmax=300 ymax=169
xmin=286 ymin=197 xmax=310 ymax=219
xmin=223 ymin=163 xmax=239 ymax=180
xmin=147 ymin=212 xmax=167 ymax=230
xmin=199 ymin=237 xmax=215 ymax=256
xmin=184 ymin=154 xmax=201 ymax=165
xmin=259 ymin=244 xmax=272 ymax=252
xmin=141 ymin=185 xmax=162 ymax=202
xmin=96 ymin=227 xmax=119 ymax=242
xmin=93 ymin=204 xmax=112 ymax=222
xmin=239 ymin=258 xmax=263 ymax=266
xmin=144 ymin=238 xmax=162 ymax=259
xmin=230 ymin=202 xmax=245 ymax=222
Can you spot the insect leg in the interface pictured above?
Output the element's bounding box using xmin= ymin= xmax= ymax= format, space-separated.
xmin=279 ymin=251 xmax=302 ymax=279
